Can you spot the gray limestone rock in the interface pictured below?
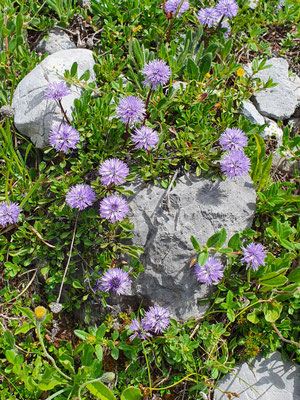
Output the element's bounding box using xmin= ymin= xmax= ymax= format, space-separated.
xmin=125 ymin=174 xmax=256 ymax=320
xmin=12 ymin=49 xmax=95 ymax=148
xmin=247 ymin=58 xmax=300 ymax=120
xmin=36 ymin=28 xmax=76 ymax=55
xmin=241 ymin=100 xmax=265 ymax=125
xmin=215 ymin=352 xmax=300 ymax=400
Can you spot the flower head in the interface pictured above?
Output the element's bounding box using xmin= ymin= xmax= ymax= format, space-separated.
xmin=215 ymin=0 xmax=239 ymax=18
xmin=0 ymin=201 xmax=21 ymax=227
xmin=144 ymin=305 xmax=170 ymax=334
xmin=237 ymin=68 xmax=245 ymax=77
xmin=99 ymin=158 xmax=129 ymax=186
xmin=164 ymin=0 xmax=189 ymax=17
xmin=132 ymin=126 xmax=159 ymax=150
xmin=34 ymin=306 xmax=47 ymax=322
xmin=44 ymin=81 xmax=71 ymax=101
xmin=100 ymin=268 xmax=130 ymax=295
xmin=100 ymin=195 xmax=129 ymax=223
xmin=66 ymin=184 xmax=96 ymax=210
xmin=128 ymin=318 xmax=152 ymax=340
xmin=141 ymin=59 xmax=172 ymax=90
xmin=219 ymin=128 xmax=248 ymax=151
xmin=220 ymin=150 xmax=251 ymax=179
xmin=197 ymin=7 xmax=220 ymax=27
xmin=194 ymin=256 xmax=224 ymax=286
xmin=49 ymin=123 xmax=80 ymax=153
xmin=262 ymin=122 xmax=283 ymax=140
xmin=116 ymin=96 xmax=146 ymax=126
xmin=241 ymin=243 xmax=266 ymax=271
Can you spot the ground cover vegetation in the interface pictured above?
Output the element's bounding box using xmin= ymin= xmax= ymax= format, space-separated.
xmin=0 ymin=0 xmax=299 ymax=399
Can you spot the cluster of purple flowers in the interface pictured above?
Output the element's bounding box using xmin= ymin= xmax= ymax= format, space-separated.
xmin=219 ymin=128 xmax=251 ymax=179
xmin=66 ymin=184 xmax=96 ymax=211
xmin=241 ymin=242 xmax=266 ymax=271
xmin=116 ymin=59 xmax=170 ymax=150
xmin=0 ymin=201 xmax=21 ymax=227
xmin=164 ymin=0 xmax=189 ymax=17
xmin=49 ymin=123 xmax=80 ymax=153
xmin=44 ymin=81 xmax=70 ymax=102
xmin=194 ymin=256 xmax=224 ymax=286
xmin=128 ymin=305 xmax=170 ymax=340
xmin=99 ymin=268 xmax=131 ymax=295
xmin=197 ymin=0 xmax=238 ymax=34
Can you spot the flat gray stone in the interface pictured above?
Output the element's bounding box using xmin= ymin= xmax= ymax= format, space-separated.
xmin=36 ymin=28 xmax=76 ymax=54
xmin=12 ymin=49 xmax=95 ymax=148
xmin=126 ymin=174 xmax=256 ymax=320
xmin=241 ymin=100 xmax=265 ymax=125
xmin=247 ymin=58 xmax=300 ymax=120
xmin=215 ymin=352 xmax=300 ymax=400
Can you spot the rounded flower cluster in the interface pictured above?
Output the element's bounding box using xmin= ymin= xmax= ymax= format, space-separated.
xmin=241 ymin=243 xmax=266 ymax=271
xmin=0 ymin=201 xmax=21 ymax=227
xmin=100 ymin=194 xmax=129 ymax=223
xmin=100 ymin=268 xmax=130 ymax=295
xmin=141 ymin=59 xmax=172 ymax=90
xmin=66 ymin=184 xmax=96 ymax=211
xmin=49 ymin=123 xmax=80 ymax=153
xmin=219 ymin=128 xmax=248 ymax=152
xmin=194 ymin=256 xmax=224 ymax=286
xmin=197 ymin=7 xmax=220 ymax=27
xmin=164 ymin=0 xmax=189 ymax=17
xmin=98 ymin=158 xmax=129 ymax=186
xmin=116 ymin=96 xmax=146 ymax=126
xmin=220 ymin=150 xmax=251 ymax=179
xmin=131 ymin=126 xmax=159 ymax=150
xmin=44 ymin=81 xmax=70 ymax=101
xmin=262 ymin=122 xmax=283 ymax=140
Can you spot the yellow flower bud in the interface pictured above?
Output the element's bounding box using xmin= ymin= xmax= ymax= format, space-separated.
xmin=34 ymin=306 xmax=47 ymax=322
xmin=237 ymin=68 xmax=245 ymax=77
xmin=205 ymin=73 xmax=211 ymax=78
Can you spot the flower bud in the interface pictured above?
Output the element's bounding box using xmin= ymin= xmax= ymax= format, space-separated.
xmin=34 ymin=306 xmax=47 ymax=322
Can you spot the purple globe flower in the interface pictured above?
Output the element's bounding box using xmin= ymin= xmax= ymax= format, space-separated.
xmin=98 ymin=158 xmax=129 ymax=186
xmin=141 ymin=59 xmax=172 ymax=90
xmin=220 ymin=150 xmax=251 ymax=179
xmin=66 ymin=184 xmax=96 ymax=210
xmin=241 ymin=243 xmax=266 ymax=271
xmin=116 ymin=96 xmax=146 ymax=126
xmin=0 ymin=201 xmax=21 ymax=227
xmin=100 ymin=195 xmax=129 ymax=223
xmin=194 ymin=256 xmax=224 ymax=286
xmin=100 ymin=268 xmax=130 ymax=295
xmin=144 ymin=305 xmax=170 ymax=334
xmin=131 ymin=126 xmax=159 ymax=150
xmin=49 ymin=123 xmax=80 ymax=153
xmin=219 ymin=128 xmax=248 ymax=151
xmin=215 ymin=0 xmax=239 ymax=19
xmin=44 ymin=81 xmax=71 ymax=101
xmin=164 ymin=0 xmax=189 ymax=17
xmin=128 ymin=318 xmax=152 ymax=340
xmin=197 ymin=7 xmax=220 ymax=27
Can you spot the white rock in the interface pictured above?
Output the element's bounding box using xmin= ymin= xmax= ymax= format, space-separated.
xmin=241 ymin=100 xmax=265 ymax=125
xmin=36 ymin=28 xmax=76 ymax=55
xmin=12 ymin=49 xmax=96 ymax=148
xmin=247 ymin=58 xmax=300 ymax=120
xmin=215 ymin=352 xmax=300 ymax=400
xmin=124 ymin=174 xmax=256 ymax=320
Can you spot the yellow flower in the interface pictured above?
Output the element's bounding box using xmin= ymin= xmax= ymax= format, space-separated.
xmin=205 ymin=73 xmax=211 ymax=78
xmin=34 ymin=306 xmax=47 ymax=322
xmin=237 ymin=68 xmax=245 ymax=77
xmin=132 ymin=25 xmax=142 ymax=37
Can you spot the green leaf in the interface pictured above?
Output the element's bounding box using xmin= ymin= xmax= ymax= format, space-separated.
xmin=16 ymin=13 xmax=23 ymax=36
xmin=18 ymin=306 xmax=35 ymax=322
xmin=187 ymin=58 xmax=199 ymax=80
xmin=15 ymin=322 xmax=35 ymax=335
xmin=38 ymin=378 xmax=66 ymax=391
xmin=198 ymin=251 xmax=209 ymax=266
xmin=206 ymin=228 xmax=226 ymax=248
xmin=190 ymin=235 xmax=201 ymax=252
xmin=132 ymin=39 xmax=144 ymax=67
xmin=95 ymin=344 xmax=103 ymax=361
xmin=80 ymin=69 xmax=91 ymax=81
xmin=74 ymin=330 xmax=90 ymax=341
xmin=259 ymin=269 xmax=288 ymax=287
xmin=5 ymin=349 xmax=17 ymax=364
xmin=262 ymin=301 xmax=282 ymax=322
xmin=288 ymin=268 xmax=300 ymax=283
xmin=70 ymin=62 xmax=78 ymax=77
xmin=226 ymin=309 xmax=235 ymax=322
xmin=87 ymin=381 xmax=117 ymax=400
xmin=121 ymin=387 xmax=142 ymax=400
xmin=4 ymin=330 xmax=15 ymax=347
xmin=199 ymin=53 xmax=212 ymax=80
xmin=247 ymin=309 xmax=260 ymax=324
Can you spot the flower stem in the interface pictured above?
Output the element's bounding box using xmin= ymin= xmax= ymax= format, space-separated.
xmin=58 ymin=99 xmax=71 ymax=125
xmin=143 ymin=88 xmax=152 ymax=126
xmin=36 ymin=322 xmax=71 ymax=381
xmin=56 ymin=211 xmax=79 ymax=305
